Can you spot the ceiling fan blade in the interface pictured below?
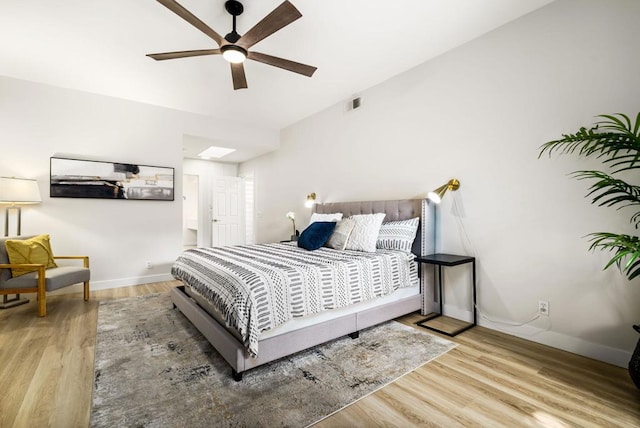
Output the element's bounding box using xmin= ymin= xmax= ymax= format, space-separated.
xmin=157 ymin=0 xmax=224 ymax=46
xmin=147 ymin=49 xmax=221 ymax=61
xmin=248 ymin=51 xmax=317 ymax=77
xmin=237 ymin=1 xmax=302 ymax=49
xmin=231 ymin=62 xmax=248 ymax=90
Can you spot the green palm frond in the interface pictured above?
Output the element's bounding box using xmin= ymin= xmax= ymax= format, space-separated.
xmin=589 ymin=233 xmax=640 ymax=280
xmin=540 ymin=112 xmax=640 ymax=282
xmin=539 ymin=113 xmax=640 ymax=174
xmin=572 ymin=170 xmax=640 ymax=228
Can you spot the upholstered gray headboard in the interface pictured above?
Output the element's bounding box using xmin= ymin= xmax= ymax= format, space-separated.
xmin=313 ymin=199 xmax=434 ymax=256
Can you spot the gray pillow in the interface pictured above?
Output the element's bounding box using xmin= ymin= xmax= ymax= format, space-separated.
xmin=325 ymin=218 xmax=356 ymax=250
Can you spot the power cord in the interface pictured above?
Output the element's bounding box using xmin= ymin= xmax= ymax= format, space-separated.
xmin=474 ymin=303 xmax=541 ymax=326
xmin=450 ymin=193 xmax=552 ymax=334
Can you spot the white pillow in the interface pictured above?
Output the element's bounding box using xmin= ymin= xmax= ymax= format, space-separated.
xmin=344 ymin=213 xmax=386 ymax=252
xmin=325 ymin=218 xmax=356 ymax=250
xmin=309 ymin=212 xmax=343 ymax=226
xmin=376 ymin=217 xmax=419 ymax=252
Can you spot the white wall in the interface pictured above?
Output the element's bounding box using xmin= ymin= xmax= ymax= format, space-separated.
xmin=0 ymin=76 xmax=274 ymax=290
xmin=240 ymin=0 xmax=640 ymax=366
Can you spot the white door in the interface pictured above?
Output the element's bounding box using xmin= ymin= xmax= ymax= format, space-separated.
xmin=211 ymin=177 xmax=244 ymax=247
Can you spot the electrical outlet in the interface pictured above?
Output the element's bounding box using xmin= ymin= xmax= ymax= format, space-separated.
xmin=146 ymin=261 xmax=153 ymax=269
xmin=538 ymin=300 xmax=549 ymax=316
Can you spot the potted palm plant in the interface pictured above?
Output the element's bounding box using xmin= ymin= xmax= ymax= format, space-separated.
xmin=539 ymin=112 xmax=640 ymax=388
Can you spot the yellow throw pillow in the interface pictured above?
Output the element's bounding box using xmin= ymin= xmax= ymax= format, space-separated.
xmin=5 ymin=234 xmax=58 ymax=277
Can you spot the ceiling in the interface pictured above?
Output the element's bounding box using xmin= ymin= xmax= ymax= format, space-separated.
xmin=0 ymin=0 xmax=554 ymax=160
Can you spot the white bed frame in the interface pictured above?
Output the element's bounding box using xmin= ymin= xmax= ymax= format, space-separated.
xmin=170 ymin=199 xmax=436 ymax=380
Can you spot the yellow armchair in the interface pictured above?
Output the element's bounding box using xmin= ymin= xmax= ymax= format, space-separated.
xmin=0 ymin=237 xmax=90 ymax=316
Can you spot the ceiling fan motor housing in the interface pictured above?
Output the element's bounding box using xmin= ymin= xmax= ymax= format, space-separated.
xmin=225 ymin=31 xmax=241 ymax=43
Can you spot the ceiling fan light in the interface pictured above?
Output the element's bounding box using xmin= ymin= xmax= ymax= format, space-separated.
xmin=221 ymin=45 xmax=247 ymax=63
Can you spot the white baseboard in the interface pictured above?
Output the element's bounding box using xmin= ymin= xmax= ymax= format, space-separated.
xmin=47 ymin=273 xmax=175 ymax=296
xmin=439 ymin=303 xmax=631 ymax=368
xmin=91 ymin=273 xmax=175 ymax=290
xmin=479 ymin=317 xmax=632 ymax=368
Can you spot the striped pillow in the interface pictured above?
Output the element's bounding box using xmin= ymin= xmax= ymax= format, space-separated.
xmin=376 ymin=217 xmax=419 ymax=252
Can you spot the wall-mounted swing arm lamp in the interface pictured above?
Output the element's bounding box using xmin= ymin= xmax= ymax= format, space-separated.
xmin=305 ymin=192 xmax=316 ymax=208
xmin=0 ymin=177 xmax=42 ymax=237
xmin=427 ymin=179 xmax=460 ymax=204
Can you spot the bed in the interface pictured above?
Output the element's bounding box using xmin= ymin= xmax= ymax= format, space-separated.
xmin=170 ymin=199 xmax=436 ymax=380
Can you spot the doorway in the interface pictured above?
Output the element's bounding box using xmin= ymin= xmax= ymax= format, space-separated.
xmin=182 ymin=174 xmax=199 ymax=249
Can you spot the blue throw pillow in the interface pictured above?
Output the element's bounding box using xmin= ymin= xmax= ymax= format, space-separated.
xmin=298 ymin=221 xmax=337 ymax=251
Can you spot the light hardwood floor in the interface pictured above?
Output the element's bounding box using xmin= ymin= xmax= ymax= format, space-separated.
xmin=1 ymin=281 xmax=638 ymax=427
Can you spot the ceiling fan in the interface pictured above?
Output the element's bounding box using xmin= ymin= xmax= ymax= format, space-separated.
xmin=147 ymin=0 xmax=317 ymax=90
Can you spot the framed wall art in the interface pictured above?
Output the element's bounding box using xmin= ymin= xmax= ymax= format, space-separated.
xmin=50 ymin=157 xmax=174 ymax=201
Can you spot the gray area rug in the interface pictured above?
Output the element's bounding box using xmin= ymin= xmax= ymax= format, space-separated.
xmin=91 ymin=293 xmax=456 ymax=428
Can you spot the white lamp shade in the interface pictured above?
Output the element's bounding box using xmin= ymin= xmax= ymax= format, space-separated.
xmin=0 ymin=177 xmax=42 ymax=204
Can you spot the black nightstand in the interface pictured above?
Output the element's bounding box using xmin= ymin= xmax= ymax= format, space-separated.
xmin=415 ymin=253 xmax=477 ymax=336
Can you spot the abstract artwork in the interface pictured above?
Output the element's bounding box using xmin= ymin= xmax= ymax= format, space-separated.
xmin=50 ymin=157 xmax=174 ymax=201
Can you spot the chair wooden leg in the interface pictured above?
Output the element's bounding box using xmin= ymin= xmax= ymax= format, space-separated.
xmin=37 ymin=266 xmax=46 ymax=317
xmin=37 ymin=293 xmax=46 ymax=317
xmin=84 ymin=281 xmax=90 ymax=301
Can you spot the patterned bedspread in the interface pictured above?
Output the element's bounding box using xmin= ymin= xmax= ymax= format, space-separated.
xmin=171 ymin=242 xmax=418 ymax=357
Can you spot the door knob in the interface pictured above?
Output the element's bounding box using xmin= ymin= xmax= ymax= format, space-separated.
xmin=212 ymin=219 xmax=219 ymax=222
